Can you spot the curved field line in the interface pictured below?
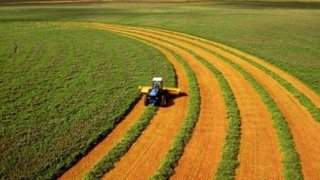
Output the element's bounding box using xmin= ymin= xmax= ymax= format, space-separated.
xmin=99 ymin=24 xmax=283 ymax=179
xmin=115 ymin=25 xmax=320 ymax=121
xmin=92 ymin=27 xmax=230 ymax=179
xmin=104 ymin=25 xmax=320 ymax=179
xmin=59 ymin=100 xmax=145 ymax=179
xmin=93 ymin=36 xmax=191 ymax=179
xmin=144 ymin=27 xmax=320 ymax=108
xmin=158 ymin=31 xmax=320 ymax=179
xmin=83 ymin=25 xmax=230 ymax=179
xmin=60 ymin=25 xmax=190 ymax=180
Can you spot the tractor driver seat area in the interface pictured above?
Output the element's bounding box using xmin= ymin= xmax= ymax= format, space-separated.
xmin=153 ymin=81 xmax=161 ymax=89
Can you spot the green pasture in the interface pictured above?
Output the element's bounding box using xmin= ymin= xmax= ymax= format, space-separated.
xmin=0 ymin=22 xmax=175 ymax=179
xmin=0 ymin=1 xmax=319 ymax=93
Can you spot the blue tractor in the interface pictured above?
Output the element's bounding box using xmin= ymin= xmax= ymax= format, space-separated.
xmin=139 ymin=77 xmax=181 ymax=107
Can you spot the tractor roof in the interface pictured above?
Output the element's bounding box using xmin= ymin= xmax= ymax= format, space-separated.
xmin=152 ymin=77 xmax=163 ymax=82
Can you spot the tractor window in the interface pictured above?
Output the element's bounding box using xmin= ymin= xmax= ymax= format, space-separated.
xmin=152 ymin=81 xmax=162 ymax=89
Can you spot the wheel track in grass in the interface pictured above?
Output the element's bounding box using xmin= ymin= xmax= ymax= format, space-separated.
xmin=102 ymin=24 xmax=320 ymax=179
xmin=98 ymin=24 xmax=283 ymax=179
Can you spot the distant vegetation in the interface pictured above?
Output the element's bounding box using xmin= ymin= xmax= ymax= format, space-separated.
xmin=1 ymin=0 xmax=320 ymax=3
xmin=0 ymin=1 xmax=319 ymax=94
xmin=0 ymin=0 xmax=102 ymax=3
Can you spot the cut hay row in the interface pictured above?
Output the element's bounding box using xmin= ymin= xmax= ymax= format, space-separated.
xmin=140 ymin=26 xmax=320 ymax=178
xmin=107 ymin=25 xmax=320 ymax=179
xmin=78 ymin=36 xmax=193 ymax=179
xmin=115 ymin=26 xmax=297 ymax=179
xmin=213 ymin=51 xmax=303 ymax=179
xmin=147 ymin=27 xmax=320 ymax=109
xmin=98 ymin=27 xmax=229 ymax=179
xmin=212 ymin=48 xmax=320 ymax=122
xmin=60 ymin=31 xmax=190 ymax=179
xmin=59 ymin=100 xmax=146 ymax=179
xmin=102 ymin=25 xmax=282 ymax=179
xmin=150 ymin=47 xmax=200 ymax=179
xmin=100 ymin=38 xmax=191 ymax=179
xmin=134 ymin=26 xmax=320 ymax=122
xmin=83 ymin=105 xmax=157 ymax=179
xmin=172 ymin=47 xmax=241 ymax=180
xmin=62 ymin=22 xmax=320 ymax=179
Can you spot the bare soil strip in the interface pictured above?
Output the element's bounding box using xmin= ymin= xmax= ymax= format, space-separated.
xmin=145 ymin=27 xmax=320 ymax=108
xmin=59 ymin=100 xmax=145 ymax=180
xmin=119 ymin=26 xmax=320 ymax=179
xmin=102 ymin=25 xmax=284 ymax=179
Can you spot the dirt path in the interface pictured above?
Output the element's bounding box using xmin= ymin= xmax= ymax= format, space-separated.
xmin=110 ymin=25 xmax=320 ymax=179
xmin=97 ymin=27 xmax=281 ymax=179
xmin=59 ymin=100 xmax=145 ymax=180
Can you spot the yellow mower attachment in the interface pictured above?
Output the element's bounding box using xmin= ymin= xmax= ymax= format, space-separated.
xmin=139 ymin=77 xmax=181 ymax=106
xmin=139 ymin=86 xmax=181 ymax=95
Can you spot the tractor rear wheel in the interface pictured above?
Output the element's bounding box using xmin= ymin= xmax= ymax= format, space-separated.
xmin=161 ymin=94 xmax=167 ymax=107
xmin=144 ymin=95 xmax=149 ymax=106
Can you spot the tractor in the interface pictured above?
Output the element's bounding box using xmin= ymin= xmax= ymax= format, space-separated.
xmin=139 ymin=77 xmax=181 ymax=107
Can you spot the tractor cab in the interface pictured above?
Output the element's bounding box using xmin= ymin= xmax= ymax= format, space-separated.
xmin=147 ymin=77 xmax=164 ymax=106
xmin=151 ymin=77 xmax=163 ymax=89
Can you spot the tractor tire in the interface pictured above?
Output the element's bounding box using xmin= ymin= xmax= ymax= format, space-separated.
xmin=161 ymin=94 xmax=167 ymax=107
xmin=144 ymin=95 xmax=149 ymax=106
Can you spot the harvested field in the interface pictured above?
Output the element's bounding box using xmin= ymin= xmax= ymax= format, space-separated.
xmin=73 ymin=22 xmax=319 ymax=179
xmin=2 ymin=2 xmax=320 ymax=179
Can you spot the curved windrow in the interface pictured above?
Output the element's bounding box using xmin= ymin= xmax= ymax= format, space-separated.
xmin=87 ymin=23 xmax=320 ymax=179
xmin=110 ymin=24 xmax=320 ymax=179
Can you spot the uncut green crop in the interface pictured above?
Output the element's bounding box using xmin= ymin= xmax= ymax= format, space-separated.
xmin=151 ymin=47 xmax=201 ymax=180
xmin=84 ymin=105 xmax=157 ymax=179
xmin=202 ymin=45 xmax=303 ymax=179
xmin=0 ymin=22 xmax=175 ymax=179
xmin=0 ymin=1 xmax=319 ymax=94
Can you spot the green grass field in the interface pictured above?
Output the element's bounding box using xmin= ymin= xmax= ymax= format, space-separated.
xmin=0 ymin=22 xmax=175 ymax=179
xmin=1 ymin=1 xmax=319 ymax=179
xmin=0 ymin=1 xmax=319 ymax=94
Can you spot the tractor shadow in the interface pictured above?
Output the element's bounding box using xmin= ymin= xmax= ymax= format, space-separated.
xmin=165 ymin=92 xmax=188 ymax=108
